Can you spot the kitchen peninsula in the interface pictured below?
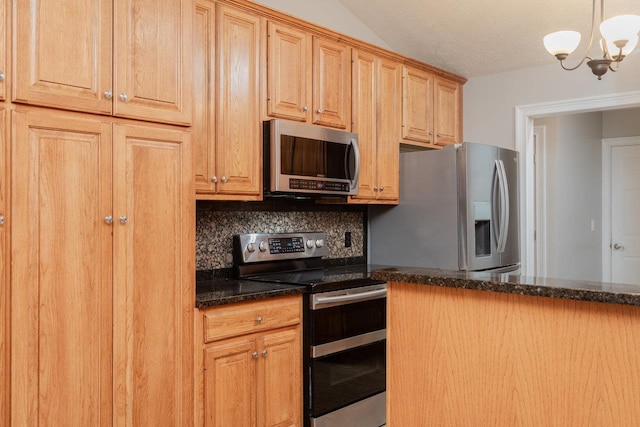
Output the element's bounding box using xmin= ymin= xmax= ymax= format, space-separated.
xmin=373 ymin=267 xmax=640 ymax=426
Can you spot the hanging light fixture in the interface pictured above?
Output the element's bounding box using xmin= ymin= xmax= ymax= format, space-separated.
xmin=543 ymin=0 xmax=640 ymax=79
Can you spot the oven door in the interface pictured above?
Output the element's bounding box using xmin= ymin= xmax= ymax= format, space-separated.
xmin=309 ymin=284 xmax=386 ymax=423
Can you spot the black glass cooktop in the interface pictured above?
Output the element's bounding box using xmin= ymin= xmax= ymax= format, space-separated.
xmin=247 ymin=264 xmax=387 ymax=293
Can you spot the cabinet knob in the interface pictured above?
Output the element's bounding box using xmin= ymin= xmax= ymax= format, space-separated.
xmin=119 ymin=215 xmax=128 ymax=225
xmin=0 ymin=72 xmax=5 ymax=82
xmin=256 ymin=316 xmax=263 ymax=324
xmin=380 ymin=186 xmax=384 ymax=191
xmin=303 ymin=106 xmax=309 ymax=112
xmin=211 ymin=176 xmax=218 ymax=183
xmin=252 ymin=352 xmax=259 ymax=359
xmin=437 ymin=133 xmax=442 ymax=137
xmin=0 ymin=215 xmax=4 ymax=225
xmin=119 ymin=93 xmax=128 ymax=102
xmin=221 ymin=176 xmax=228 ymax=183
xmin=316 ymin=109 xmax=323 ymax=114
xmin=613 ymin=243 xmax=625 ymax=250
xmin=428 ymin=131 xmax=433 ymax=136
xmin=104 ymin=90 xmax=113 ymax=100
xmin=262 ymin=350 xmax=268 ymax=357
xmin=373 ymin=186 xmax=378 ymax=191
xmin=104 ymin=215 xmax=113 ymax=225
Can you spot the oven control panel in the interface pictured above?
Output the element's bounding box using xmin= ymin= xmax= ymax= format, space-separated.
xmin=234 ymin=232 xmax=328 ymax=264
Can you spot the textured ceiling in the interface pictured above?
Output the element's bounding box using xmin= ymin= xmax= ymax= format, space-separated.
xmin=337 ymin=0 xmax=640 ymax=78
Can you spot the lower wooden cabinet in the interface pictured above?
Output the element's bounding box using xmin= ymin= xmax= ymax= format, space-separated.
xmin=197 ymin=296 xmax=302 ymax=427
xmin=10 ymin=108 xmax=194 ymax=426
xmin=0 ymin=107 xmax=7 ymax=427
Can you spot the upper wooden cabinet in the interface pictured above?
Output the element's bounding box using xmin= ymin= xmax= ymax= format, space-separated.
xmin=194 ymin=1 xmax=262 ymax=200
xmin=401 ymin=65 xmax=462 ymax=148
xmin=351 ymin=50 xmax=400 ymax=204
xmin=0 ymin=0 xmax=6 ymax=101
xmin=266 ymin=21 xmax=312 ymax=122
xmin=266 ymin=20 xmax=351 ymax=129
xmin=13 ymin=0 xmax=193 ymax=125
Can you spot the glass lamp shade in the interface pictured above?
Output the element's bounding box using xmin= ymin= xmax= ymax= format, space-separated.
xmin=543 ymin=30 xmax=581 ymax=57
xmin=600 ymin=15 xmax=640 ymax=47
xmin=601 ymin=36 xmax=639 ymax=58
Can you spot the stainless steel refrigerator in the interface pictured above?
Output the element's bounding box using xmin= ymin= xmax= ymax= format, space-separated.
xmin=369 ymin=142 xmax=520 ymax=272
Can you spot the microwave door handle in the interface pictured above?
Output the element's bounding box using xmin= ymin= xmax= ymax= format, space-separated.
xmin=347 ymin=139 xmax=360 ymax=189
xmin=497 ymin=159 xmax=510 ymax=253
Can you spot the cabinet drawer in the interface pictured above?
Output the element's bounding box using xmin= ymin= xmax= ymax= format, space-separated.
xmin=203 ymin=296 xmax=301 ymax=343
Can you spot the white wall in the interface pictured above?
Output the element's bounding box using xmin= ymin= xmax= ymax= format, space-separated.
xmin=248 ymin=0 xmax=391 ymax=49
xmin=535 ymin=113 xmax=603 ymax=282
xmin=603 ymin=107 xmax=640 ymax=138
xmin=464 ymin=54 xmax=640 ymax=149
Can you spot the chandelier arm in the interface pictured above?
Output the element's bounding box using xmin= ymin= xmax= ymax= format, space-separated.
xmin=563 ymin=0 xmax=598 ymax=66
xmin=560 ymin=56 xmax=592 ymax=71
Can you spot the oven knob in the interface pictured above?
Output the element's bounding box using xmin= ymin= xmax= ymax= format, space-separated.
xmin=306 ymin=240 xmax=314 ymax=249
xmin=315 ymin=239 xmax=324 ymax=248
xmin=259 ymin=241 xmax=268 ymax=252
xmin=247 ymin=242 xmax=256 ymax=253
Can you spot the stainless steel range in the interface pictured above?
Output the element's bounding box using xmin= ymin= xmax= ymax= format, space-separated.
xmin=233 ymin=232 xmax=387 ymax=427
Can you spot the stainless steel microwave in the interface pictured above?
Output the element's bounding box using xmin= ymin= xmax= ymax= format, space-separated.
xmin=263 ymin=119 xmax=360 ymax=197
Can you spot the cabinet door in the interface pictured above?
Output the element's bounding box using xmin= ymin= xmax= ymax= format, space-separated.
xmin=267 ymin=21 xmax=311 ymax=122
xmin=402 ymin=66 xmax=433 ymax=144
xmin=313 ymin=37 xmax=351 ymax=129
xmin=0 ymin=108 xmax=6 ymax=427
xmin=434 ymin=78 xmax=461 ymax=145
xmin=14 ymin=0 xmax=113 ymax=114
xmin=194 ymin=0 xmax=216 ymax=193
xmin=114 ymin=0 xmax=193 ymax=125
xmin=376 ymin=58 xmax=401 ymax=202
xmin=0 ymin=0 xmax=6 ymax=101
xmin=113 ymin=123 xmax=193 ymax=426
xmin=204 ymin=339 xmax=257 ymax=427
xmin=351 ymin=50 xmax=377 ymax=201
xmin=11 ymin=111 xmax=113 ymax=426
xmin=216 ymin=5 xmax=261 ymax=197
xmin=258 ymin=328 xmax=302 ymax=427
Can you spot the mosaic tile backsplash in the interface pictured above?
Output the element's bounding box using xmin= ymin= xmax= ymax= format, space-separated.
xmin=196 ymin=209 xmax=365 ymax=270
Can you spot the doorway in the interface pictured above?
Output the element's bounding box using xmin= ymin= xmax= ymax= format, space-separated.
xmin=515 ymin=90 xmax=640 ymax=278
xmin=602 ymin=137 xmax=640 ymax=284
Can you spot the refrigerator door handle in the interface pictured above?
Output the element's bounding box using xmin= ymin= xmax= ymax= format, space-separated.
xmin=496 ymin=159 xmax=510 ymax=253
xmin=492 ymin=161 xmax=501 ymax=247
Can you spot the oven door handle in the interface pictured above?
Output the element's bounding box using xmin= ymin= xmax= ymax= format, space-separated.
xmin=313 ymin=288 xmax=386 ymax=307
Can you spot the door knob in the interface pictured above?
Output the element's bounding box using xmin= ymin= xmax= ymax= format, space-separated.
xmin=612 ymin=243 xmax=624 ymax=250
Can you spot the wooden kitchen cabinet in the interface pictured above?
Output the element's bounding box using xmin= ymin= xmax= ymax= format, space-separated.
xmin=10 ymin=109 xmax=194 ymax=426
xmin=350 ymin=49 xmax=400 ymax=204
xmin=401 ymin=65 xmax=462 ymax=148
xmin=13 ymin=0 xmax=193 ymax=125
xmin=0 ymin=0 xmax=6 ymax=101
xmin=194 ymin=1 xmax=262 ymax=199
xmin=198 ymin=296 xmax=302 ymax=427
xmin=266 ymin=21 xmax=351 ymax=130
xmin=0 ymin=107 xmax=7 ymax=427
xmin=266 ymin=21 xmax=312 ymax=122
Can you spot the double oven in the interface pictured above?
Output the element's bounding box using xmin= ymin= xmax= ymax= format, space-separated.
xmin=233 ymin=232 xmax=386 ymax=427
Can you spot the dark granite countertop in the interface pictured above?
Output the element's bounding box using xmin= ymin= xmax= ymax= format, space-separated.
xmin=372 ymin=266 xmax=640 ymax=307
xmin=196 ymin=278 xmax=305 ymax=308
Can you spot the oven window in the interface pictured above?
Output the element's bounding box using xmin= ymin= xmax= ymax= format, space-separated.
xmin=311 ymin=340 xmax=386 ymax=417
xmin=311 ymin=298 xmax=386 ymax=346
xmin=280 ymin=135 xmax=354 ymax=179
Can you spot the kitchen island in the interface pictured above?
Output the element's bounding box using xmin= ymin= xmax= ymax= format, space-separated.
xmin=372 ymin=267 xmax=640 ymax=426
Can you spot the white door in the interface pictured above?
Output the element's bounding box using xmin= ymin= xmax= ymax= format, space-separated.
xmin=610 ymin=143 xmax=640 ymax=284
